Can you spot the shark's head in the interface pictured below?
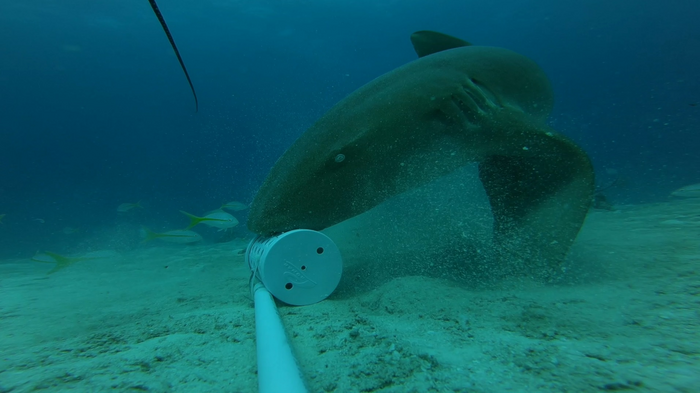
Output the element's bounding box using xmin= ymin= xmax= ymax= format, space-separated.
xmin=248 ymin=110 xmax=401 ymax=235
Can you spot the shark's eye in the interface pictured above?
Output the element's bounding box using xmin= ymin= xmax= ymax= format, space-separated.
xmin=334 ymin=154 xmax=346 ymax=163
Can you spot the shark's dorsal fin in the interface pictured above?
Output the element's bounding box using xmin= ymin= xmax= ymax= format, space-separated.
xmin=410 ymin=30 xmax=471 ymax=58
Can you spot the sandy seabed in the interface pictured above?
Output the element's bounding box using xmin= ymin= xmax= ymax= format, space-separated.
xmin=1 ymin=199 xmax=699 ymax=393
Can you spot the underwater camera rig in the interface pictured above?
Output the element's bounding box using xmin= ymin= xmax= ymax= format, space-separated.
xmin=245 ymin=230 xmax=343 ymax=393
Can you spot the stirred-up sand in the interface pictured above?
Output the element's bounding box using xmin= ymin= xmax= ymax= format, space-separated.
xmin=1 ymin=198 xmax=699 ymax=392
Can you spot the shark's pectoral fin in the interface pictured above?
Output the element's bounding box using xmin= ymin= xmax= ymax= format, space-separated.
xmin=478 ymin=139 xmax=594 ymax=277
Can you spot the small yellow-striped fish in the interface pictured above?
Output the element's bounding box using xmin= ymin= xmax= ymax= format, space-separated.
xmin=671 ymin=183 xmax=700 ymax=198
xmin=180 ymin=210 xmax=239 ymax=230
xmin=141 ymin=228 xmax=203 ymax=244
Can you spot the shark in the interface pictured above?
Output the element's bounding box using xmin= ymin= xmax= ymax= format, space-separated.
xmin=248 ymin=30 xmax=595 ymax=271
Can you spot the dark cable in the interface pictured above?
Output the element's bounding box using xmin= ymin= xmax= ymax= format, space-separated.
xmin=148 ymin=0 xmax=199 ymax=112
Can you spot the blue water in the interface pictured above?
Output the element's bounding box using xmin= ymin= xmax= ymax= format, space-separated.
xmin=1 ymin=0 xmax=698 ymax=259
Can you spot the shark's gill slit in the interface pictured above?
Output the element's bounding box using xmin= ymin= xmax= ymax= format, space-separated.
xmin=471 ymin=78 xmax=501 ymax=108
xmin=463 ymin=82 xmax=491 ymax=113
xmin=454 ymin=90 xmax=477 ymax=116
xmin=446 ymin=95 xmax=471 ymax=124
